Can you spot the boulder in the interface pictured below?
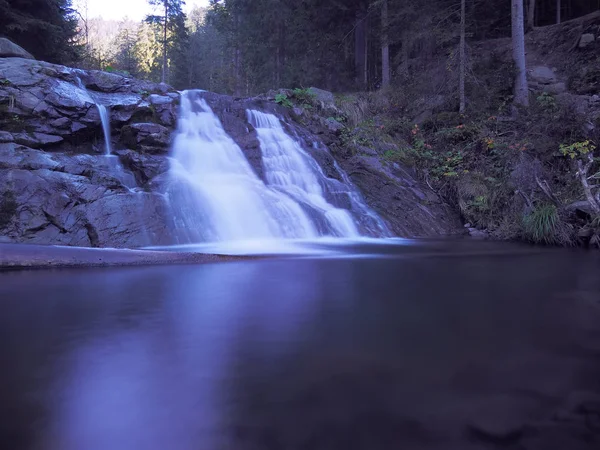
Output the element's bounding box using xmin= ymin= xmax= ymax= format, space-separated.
xmin=0 ymin=38 xmax=34 ymax=59
xmin=469 ymin=228 xmax=489 ymax=239
xmin=529 ymin=66 xmax=558 ymax=85
xmin=13 ymin=132 xmax=63 ymax=148
xmin=578 ymin=33 xmax=595 ymax=48
xmin=121 ymin=123 xmax=171 ymax=152
xmin=0 ymin=148 xmax=173 ymax=248
xmin=80 ymin=70 xmax=129 ymax=92
xmin=309 ymin=87 xmax=337 ymax=110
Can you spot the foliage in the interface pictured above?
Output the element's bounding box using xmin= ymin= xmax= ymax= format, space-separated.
xmin=559 ymin=140 xmax=597 ymax=159
xmin=522 ymin=203 xmax=572 ymax=245
xmin=275 ymin=93 xmax=293 ymax=108
xmin=0 ymin=0 xmax=80 ymax=64
xmin=536 ymin=92 xmax=557 ymax=113
xmin=291 ymin=88 xmax=316 ymax=106
xmin=434 ymin=124 xmax=479 ymax=145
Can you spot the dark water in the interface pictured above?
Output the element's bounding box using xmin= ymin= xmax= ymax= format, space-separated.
xmin=1 ymin=241 xmax=600 ymax=450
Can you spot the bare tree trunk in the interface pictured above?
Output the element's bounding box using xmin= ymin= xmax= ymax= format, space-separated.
xmin=459 ymin=0 xmax=466 ymax=114
xmin=233 ymin=11 xmax=241 ymax=96
xmin=527 ymin=0 xmax=536 ymax=30
xmin=576 ymin=155 xmax=600 ymax=215
xmin=364 ymin=14 xmax=369 ymax=88
xmin=381 ymin=0 xmax=390 ymax=88
xmin=400 ymin=32 xmax=409 ymax=78
xmin=556 ymin=0 xmax=561 ymax=24
xmin=354 ymin=7 xmax=368 ymax=89
xmin=512 ymin=0 xmax=529 ymax=107
xmin=161 ymin=0 xmax=167 ymax=84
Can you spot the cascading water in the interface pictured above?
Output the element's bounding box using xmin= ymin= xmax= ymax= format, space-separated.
xmin=70 ymin=74 xmax=136 ymax=189
xmin=168 ymin=90 xmax=317 ymax=243
xmin=167 ymin=90 xmax=390 ymax=244
xmin=96 ymin=104 xmax=112 ymax=156
xmin=247 ymin=110 xmax=391 ymax=237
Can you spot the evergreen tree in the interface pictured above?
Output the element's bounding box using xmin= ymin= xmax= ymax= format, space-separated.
xmin=145 ymin=0 xmax=188 ymax=85
xmin=112 ymin=25 xmax=140 ymax=76
xmin=0 ymin=0 xmax=80 ymax=64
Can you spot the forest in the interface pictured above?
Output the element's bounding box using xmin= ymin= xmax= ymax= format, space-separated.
xmin=1 ymin=0 xmax=600 ymax=245
xmin=1 ymin=1 xmax=597 ymax=92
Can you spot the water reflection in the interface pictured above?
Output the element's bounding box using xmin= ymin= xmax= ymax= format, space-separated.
xmin=0 ymin=244 xmax=599 ymax=449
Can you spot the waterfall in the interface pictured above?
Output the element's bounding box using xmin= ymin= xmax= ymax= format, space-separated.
xmin=168 ymin=91 xmax=317 ymax=243
xmin=73 ymin=74 xmax=111 ymax=155
xmin=168 ymin=90 xmax=390 ymax=243
xmin=96 ymin=104 xmax=112 ymax=155
xmin=247 ymin=110 xmax=391 ymax=237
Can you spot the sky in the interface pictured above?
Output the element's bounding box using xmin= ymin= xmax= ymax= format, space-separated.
xmin=83 ymin=0 xmax=210 ymax=21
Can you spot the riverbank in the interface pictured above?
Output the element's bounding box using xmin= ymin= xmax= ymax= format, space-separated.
xmin=0 ymin=243 xmax=247 ymax=270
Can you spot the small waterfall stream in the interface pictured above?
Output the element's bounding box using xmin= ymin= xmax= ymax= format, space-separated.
xmin=71 ymin=74 xmax=136 ymax=189
xmin=96 ymin=104 xmax=112 ymax=156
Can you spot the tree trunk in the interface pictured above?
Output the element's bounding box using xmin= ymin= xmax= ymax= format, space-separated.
xmin=459 ymin=0 xmax=466 ymax=114
xmin=400 ymin=32 xmax=409 ymax=78
xmin=556 ymin=0 xmax=561 ymax=24
xmin=527 ymin=0 xmax=536 ymax=30
xmin=576 ymin=156 xmax=600 ymax=215
xmin=354 ymin=8 xmax=367 ymax=89
xmin=381 ymin=0 xmax=390 ymax=88
xmin=512 ymin=0 xmax=529 ymax=107
xmin=364 ymin=14 xmax=369 ymax=88
xmin=162 ymin=0 xmax=167 ymax=84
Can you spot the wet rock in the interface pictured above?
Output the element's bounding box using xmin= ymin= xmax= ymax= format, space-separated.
xmin=121 ymin=123 xmax=171 ymax=152
xmin=149 ymin=94 xmax=173 ymax=105
xmin=0 ymin=38 xmax=34 ymax=59
xmin=0 ymin=150 xmax=173 ymax=248
xmin=116 ymin=149 xmax=170 ymax=186
xmin=0 ymin=131 xmax=14 ymax=143
xmin=13 ymin=132 xmax=63 ymax=148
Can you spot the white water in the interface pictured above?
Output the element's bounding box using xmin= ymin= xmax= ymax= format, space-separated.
xmin=168 ymin=91 xmax=317 ymax=242
xmin=72 ymin=74 xmax=112 ymax=155
xmin=167 ymin=90 xmax=392 ymax=244
xmin=96 ymin=104 xmax=112 ymax=155
xmin=248 ymin=110 xmax=391 ymax=237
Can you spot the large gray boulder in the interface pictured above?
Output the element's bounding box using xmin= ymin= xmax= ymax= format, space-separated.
xmin=121 ymin=123 xmax=171 ymax=152
xmin=0 ymin=38 xmax=34 ymax=59
xmin=0 ymin=143 xmax=173 ymax=247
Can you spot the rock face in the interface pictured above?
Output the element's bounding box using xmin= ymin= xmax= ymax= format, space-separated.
xmin=0 ymin=57 xmax=461 ymax=248
xmin=0 ymin=38 xmax=34 ymax=59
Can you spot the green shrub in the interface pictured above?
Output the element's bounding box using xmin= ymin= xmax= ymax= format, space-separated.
xmin=434 ymin=124 xmax=479 ymax=144
xmin=275 ymin=93 xmax=293 ymax=108
xmin=291 ymin=88 xmax=315 ymax=105
xmin=383 ymin=147 xmax=414 ymax=165
xmin=536 ymin=92 xmax=558 ymax=113
xmin=522 ymin=203 xmax=572 ymax=245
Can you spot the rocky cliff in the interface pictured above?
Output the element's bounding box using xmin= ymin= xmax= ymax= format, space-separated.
xmin=0 ymin=56 xmax=460 ymax=248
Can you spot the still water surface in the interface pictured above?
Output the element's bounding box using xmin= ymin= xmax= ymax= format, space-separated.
xmin=1 ymin=241 xmax=600 ymax=449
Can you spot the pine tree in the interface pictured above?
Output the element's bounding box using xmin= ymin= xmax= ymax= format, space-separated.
xmin=145 ymin=0 xmax=187 ymax=85
xmin=0 ymin=0 xmax=80 ymax=64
